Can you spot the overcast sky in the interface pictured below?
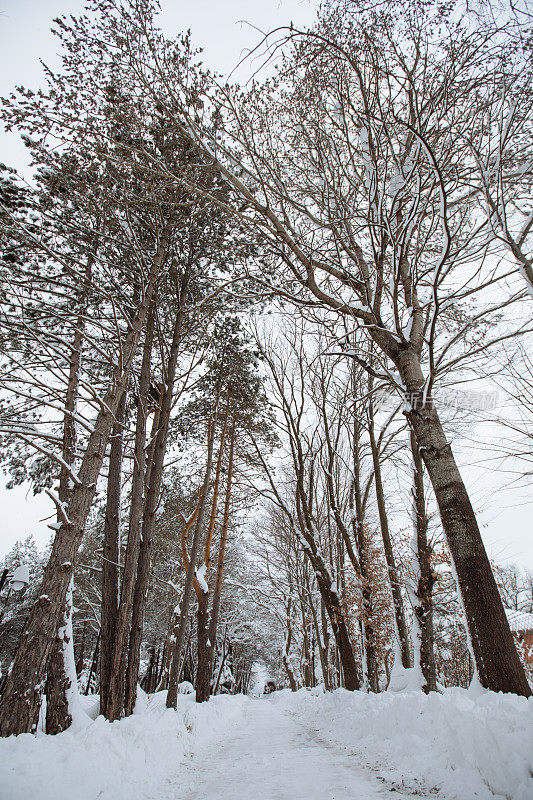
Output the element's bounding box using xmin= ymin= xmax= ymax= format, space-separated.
xmin=0 ymin=0 xmax=531 ymax=570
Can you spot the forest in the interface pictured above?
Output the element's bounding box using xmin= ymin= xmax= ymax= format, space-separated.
xmin=0 ymin=0 xmax=532 ymax=797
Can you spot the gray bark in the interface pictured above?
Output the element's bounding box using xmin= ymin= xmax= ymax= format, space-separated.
xmin=368 ymin=401 xmax=412 ymax=669
xmin=410 ymin=430 xmax=437 ymax=693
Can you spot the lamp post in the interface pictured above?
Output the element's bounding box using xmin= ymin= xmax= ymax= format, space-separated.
xmin=0 ymin=564 xmax=30 ymax=627
xmin=0 ymin=564 xmax=31 ymax=693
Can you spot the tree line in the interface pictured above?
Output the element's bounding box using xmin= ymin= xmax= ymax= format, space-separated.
xmin=0 ymin=0 xmax=532 ymax=736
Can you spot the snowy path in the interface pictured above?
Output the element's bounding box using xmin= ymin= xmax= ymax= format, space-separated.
xmin=157 ymin=696 xmax=417 ymax=800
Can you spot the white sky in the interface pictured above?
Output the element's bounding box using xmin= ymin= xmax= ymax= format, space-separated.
xmin=0 ymin=0 xmax=531 ymax=570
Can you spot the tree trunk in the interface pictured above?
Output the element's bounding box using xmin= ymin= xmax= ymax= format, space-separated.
xmin=195 ymin=404 xmax=230 ymax=704
xmin=307 ymin=579 xmax=329 ymax=691
xmin=167 ymin=417 xmax=217 ymax=709
xmin=322 ymin=402 xmax=360 ymax=575
xmin=45 ymin=255 xmax=94 ymax=732
xmin=124 ymin=302 xmax=186 ymax=716
xmin=75 ymin=620 xmax=87 ymax=677
xmin=282 ymin=603 xmax=298 ymax=691
xmin=0 ymin=237 xmax=167 ymax=737
xmin=310 ymin=557 xmax=360 ymax=690
xmin=156 ymin=642 xmax=168 ymax=690
xmin=295 ymin=416 xmax=361 ymax=689
xmin=195 ymin=592 xmax=211 ymax=703
xmin=410 ymin=430 xmax=437 ymax=693
xmin=350 ymin=473 xmax=379 ymax=693
xmin=141 ymin=645 xmax=157 ymax=693
xmin=350 ymin=404 xmax=380 ymax=693
xmin=123 ymin=523 xmax=151 ymax=715
xmin=368 ymin=406 xmax=412 ymax=669
xmin=201 ymin=423 xmax=235 ymax=700
xmin=398 ymin=349 xmax=531 ymax=696
xmin=104 ymin=310 xmax=154 ymax=721
xmin=353 ymin=535 xmax=379 ymax=692
xmin=84 ymin=631 xmax=100 ymax=696
xmin=294 ymin=480 xmax=361 ymax=690
xmin=123 ymin=404 xmax=162 ymax=715
xmin=125 ymin=406 xmax=162 ymax=707
xmin=213 ymin=630 xmax=230 ymax=695
xmin=46 ymin=580 xmax=78 ymax=734
xmin=320 ymin=597 xmax=331 ymax=690
xmin=45 ymin=617 xmax=73 ymax=735
xmin=100 ymin=392 xmax=126 ymax=718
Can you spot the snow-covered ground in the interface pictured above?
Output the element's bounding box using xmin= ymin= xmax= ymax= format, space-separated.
xmin=1 ymin=687 xmax=532 ymax=800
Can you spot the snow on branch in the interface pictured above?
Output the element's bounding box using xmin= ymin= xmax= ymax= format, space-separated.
xmin=45 ymin=488 xmax=72 ymax=526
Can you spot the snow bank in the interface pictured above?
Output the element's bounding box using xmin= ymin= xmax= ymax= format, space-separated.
xmin=0 ymin=691 xmax=249 ymax=800
xmin=271 ymin=687 xmax=533 ymax=800
xmin=2 ymin=687 xmax=532 ymax=800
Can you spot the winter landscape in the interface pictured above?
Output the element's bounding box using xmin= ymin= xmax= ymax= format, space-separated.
xmin=0 ymin=0 xmax=533 ymax=798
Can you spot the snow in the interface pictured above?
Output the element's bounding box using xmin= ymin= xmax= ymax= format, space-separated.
xmin=0 ymin=692 xmax=248 ymax=800
xmin=44 ymin=488 xmax=72 ymax=524
xmin=61 ymin=579 xmax=87 ymax=730
xmin=402 ymin=309 xmax=413 ymax=341
xmin=171 ymin=692 xmax=408 ymax=800
xmin=388 ymin=168 xmax=406 ymax=197
xmin=505 ymin=607 xmax=533 ymax=632
xmin=1 ymin=688 xmax=532 ymax=799
xmin=195 ymin=563 xmax=208 ymax=593
xmin=387 ymin=644 xmax=424 ymax=693
xmin=270 ymin=688 xmax=533 ymax=800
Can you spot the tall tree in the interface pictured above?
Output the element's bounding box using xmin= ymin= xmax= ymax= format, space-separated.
xmin=151 ymin=0 xmax=532 ymax=695
xmin=167 ymin=317 xmax=275 ymax=705
xmin=0 ymin=3 xmax=219 ymax=735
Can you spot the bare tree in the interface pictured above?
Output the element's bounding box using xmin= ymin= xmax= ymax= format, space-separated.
xmin=146 ymin=0 xmax=532 ymax=694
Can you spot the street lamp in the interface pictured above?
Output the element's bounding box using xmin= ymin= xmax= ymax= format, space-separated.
xmin=0 ymin=564 xmax=31 ymax=628
xmin=9 ymin=565 xmax=30 ymax=592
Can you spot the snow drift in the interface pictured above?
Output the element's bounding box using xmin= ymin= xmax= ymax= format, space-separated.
xmin=0 ymin=691 xmax=249 ymax=800
xmin=272 ymin=687 xmax=533 ymax=800
xmin=0 ymin=686 xmax=532 ymax=799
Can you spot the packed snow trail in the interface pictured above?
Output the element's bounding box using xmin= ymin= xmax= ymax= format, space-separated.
xmin=157 ymin=696 xmax=414 ymax=800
